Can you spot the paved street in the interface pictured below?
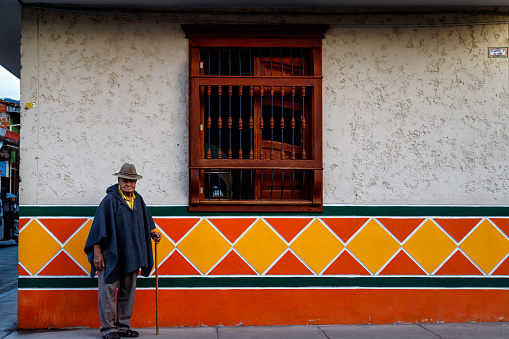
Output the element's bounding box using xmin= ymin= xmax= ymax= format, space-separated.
xmin=1 ymin=240 xmax=508 ymax=338
xmin=0 ymin=240 xmax=18 ymax=339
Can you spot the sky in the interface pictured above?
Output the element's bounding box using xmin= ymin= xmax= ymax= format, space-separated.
xmin=0 ymin=65 xmax=20 ymax=101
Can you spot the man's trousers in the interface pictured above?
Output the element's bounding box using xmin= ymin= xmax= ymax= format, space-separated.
xmin=98 ymin=269 xmax=138 ymax=335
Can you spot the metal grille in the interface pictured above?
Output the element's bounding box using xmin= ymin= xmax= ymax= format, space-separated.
xmin=198 ymin=47 xmax=315 ymax=204
xmin=201 ymin=47 xmax=312 ymax=77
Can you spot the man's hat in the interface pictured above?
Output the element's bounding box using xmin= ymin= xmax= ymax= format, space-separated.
xmin=113 ymin=163 xmax=143 ymax=180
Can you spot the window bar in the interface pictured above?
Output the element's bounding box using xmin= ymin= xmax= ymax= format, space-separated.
xmin=239 ymin=86 xmax=243 ymax=200
xmin=217 ymin=85 xmax=223 ymax=158
xmin=227 ymin=85 xmax=233 ymax=200
xmin=300 ymin=49 xmax=306 ymax=160
xmin=259 ymin=85 xmax=264 ymax=201
xmin=291 ymin=47 xmax=296 ymax=201
xmin=280 ymin=48 xmax=285 ymax=201
xmin=270 ymin=48 xmax=273 ymax=75
xmin=227 ymin=48 xmax=233 ymax=200
xmin=270 ymin=86 xmax=275 ymax=160
xmin=259 ymin=85 xmax=264 ymax=160
xmin=269 ymin=49 xmax=275 ymax=161
xmin=217 ymin=85 xmax=223 ymax=201
xmin=259 ymin=48 xmax=265 ymax=201
xmin=218 ymin=47 xmax=222 ymax=160
xmin=217 ymin=48 xmax=223 ymax=200
xmin=249 ymin=48 xmax=253 ymax=201
xmin=249 ymin=85 xmax=254 ymax=201
xmin=270 ymin=85 xmax=275 ymax=201
xmin=280 ymin=86 xmax=285 ymax=201
xmin=301 ymin=87 xmax=306 ymax=201
xmin=280 ymin=50 xmax=285 ymax=158
xmin=228 ymin=47 xmax=231 ymax=75
xmin=228 ymin=50 xmax=233 ymax=160
xmin=281 ymin=47 xmax=284 ymax=76
xmin=207 ymin=85 xmax=212 ymax=201
xmin=238 ymin=48 xmax=243 ymax=201
xmin=248 ymin=47 xmax=252 ymax=76
xmin=259 ymin=48 xmax=264 ymax=160
xmin=218 ymin=47 xmax=222 ymax=75
xmin=291 ymin=86 xmax=296 ymax=201
xmin=249 ymin=50 xmax=254 ymax=161
xmin=269 ymin=49 xmax=275 ymax=201
xmin=228 ymin=85 xmax=233 ymax=160
xmin=207 ymin=48 xmax=212 ymax=201
xmin=249 ymin=86 xmax=254 ymax=160
xmin=301 ymin=49 xmax=306 ymax=201
xmin=301 ymin=47 xmax=306 ymax=76
xmin=206 ymin=86 xmax=212 ymax=160
xmin=259 ymin=48 xmax=263 ymax=76
xmin=301 ymin=87 xmax=306 ymax=161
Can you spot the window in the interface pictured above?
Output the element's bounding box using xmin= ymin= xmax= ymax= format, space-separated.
xmin=184 ymin=25 xmax=328 ymax=212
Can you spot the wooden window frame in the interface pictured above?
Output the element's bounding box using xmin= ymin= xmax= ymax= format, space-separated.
xmin=183 ymin=24 xmax=328 ymax=212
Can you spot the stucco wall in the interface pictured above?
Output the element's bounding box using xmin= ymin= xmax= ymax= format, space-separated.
xmin=20 ymin=9 xmax=189 ymax=205
xmin=20 ymin=8 xmax=509 ymax=205
xmin=323 ymin=24 xmax=509 ymax=204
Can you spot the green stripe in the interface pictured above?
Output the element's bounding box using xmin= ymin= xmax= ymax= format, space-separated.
xmin=18 ymin=277 xmax=509 ymax=289
xmin=20 ymin=206 xmax=99 ymax=217
xmin=20 ymin=205 xmax=509 ymax=217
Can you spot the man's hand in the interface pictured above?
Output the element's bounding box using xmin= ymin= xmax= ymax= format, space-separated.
xmin=151 ymin=230 xmax=162 ymax=244
xmin=93 ymin=244 xmax=105 ymax=271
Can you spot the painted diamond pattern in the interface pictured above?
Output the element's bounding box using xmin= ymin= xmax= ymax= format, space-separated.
xmin=403 ymin=219 xmax=456 ymax=274
xmin=234 ymin=219 xmax=287 ymax=274
xmin=291 ymin=219 xmax=343 ymax=274
xmin=177 ymin=219 xmax=230 ymax=274
xmin=18 ymin=216 xmax=509 ymax=277
xmin=347 ymin=219 xmax=400 ymax=274
xmin=19 ymin=219 xmax=61 ymax=275
xmin=63 ymin=219 xmax=93 ymax=272
xmin=460 ymin=219 xmax=509 ymax=274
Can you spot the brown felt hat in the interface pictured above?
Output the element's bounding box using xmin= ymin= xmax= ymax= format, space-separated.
xmin=113 ymin=163 xmax=143 ymax=180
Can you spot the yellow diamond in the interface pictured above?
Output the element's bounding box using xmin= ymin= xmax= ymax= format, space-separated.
xmin=151 ymin=227 xmax=175 ymax=272
xmin=404 ymin=219 xmax=456 ymax=274
xmin=460 ymin=219 xmax=509 ymax=274
xmin=64 ymin=219 xmax=93 ymax=271
xmin=19 ymin=219 xmax=61 ymax=275
xmin=177 ymin=219 xmax=230 ymax=274
xmin=234 ymin=219 xmax=287 ymax=274
xmin=291 ymin=219 xmax=343 ymax=274
xmin=347 ymin=219 xmax=400 ymax=274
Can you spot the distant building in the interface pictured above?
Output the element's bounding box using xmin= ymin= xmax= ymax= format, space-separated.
xmin=0 ymin=99 xmax=19 ymax=194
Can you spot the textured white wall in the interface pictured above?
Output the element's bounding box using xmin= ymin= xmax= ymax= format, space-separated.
xmin=20 ymin=9 xmax=189 ymax=205
xmin=20 ymin=9 xmax=509 ymax=205
xmin=323 ymin=24 xmax=509 ymax=204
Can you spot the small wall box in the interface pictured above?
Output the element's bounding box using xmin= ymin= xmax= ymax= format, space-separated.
xmin=488 ymin=47 xmax=508 ymax=58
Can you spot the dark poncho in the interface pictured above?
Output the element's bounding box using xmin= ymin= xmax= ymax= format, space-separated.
xmin=84 ymin=184 xmax=155 ymax=284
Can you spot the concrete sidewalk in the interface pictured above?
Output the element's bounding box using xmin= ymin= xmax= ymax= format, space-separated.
xmin=3 ymin=323 xmax=509 ymax=339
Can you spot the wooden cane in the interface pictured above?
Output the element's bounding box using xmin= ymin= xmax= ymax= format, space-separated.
xmin=155 ymin=242 xmax=159 ymax=335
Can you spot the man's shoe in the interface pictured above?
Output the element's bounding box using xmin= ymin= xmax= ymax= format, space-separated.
xmin=103 ymin=333 xmax=121 ymax=339
xmin=118 ymin=329 xmax=139 ymax=337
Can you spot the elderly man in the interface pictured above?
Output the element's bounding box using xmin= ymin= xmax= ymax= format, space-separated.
xmin=85 ymin=163 xmax=161 ymax=339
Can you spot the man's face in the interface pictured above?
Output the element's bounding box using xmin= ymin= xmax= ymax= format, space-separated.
xmin=118 ymin=178 xmax=137 ymax=195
